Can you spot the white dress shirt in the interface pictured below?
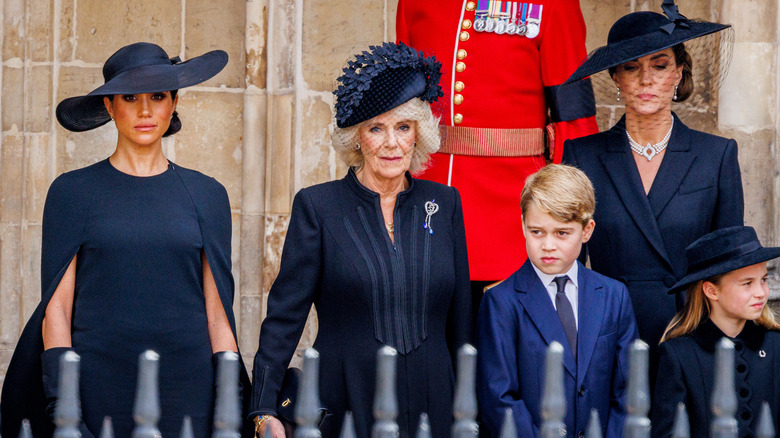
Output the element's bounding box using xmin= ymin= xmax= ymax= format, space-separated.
xmin=531 ymin=262 xmax=579 ymax=328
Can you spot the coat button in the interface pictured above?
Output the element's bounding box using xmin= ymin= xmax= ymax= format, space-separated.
xmin=664 ymin=275 xmax=677 ymax=287
xmin=462 ymin=19 xmax=472 ymax=30
xmin=455 ymin=61 xmax=466 ymax=73
xmin=453 ymin=113 xmax=463 ymax=124
xmin=466 ymin=1 xmax=476 ymax=11
xmin=454 ymin=81 xmax=465 ymax=92
xmin=459 ymin=31 xmax=470 ymax=41
xmin=578 ymin=386 xmax=586 ymax=397
xmin=457 ymin=49 xmax=467 ymax=60
xmin=454 ymin=94 xmax=464 ymax=105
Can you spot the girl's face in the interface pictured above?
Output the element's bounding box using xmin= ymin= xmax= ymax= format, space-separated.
xmin=612 ymin=47 xmax=682 ymax=118
xmin=103 ymin=92 xmax=177 ymax=148
xmin=705 ymin=262 xmax=770 ymax=327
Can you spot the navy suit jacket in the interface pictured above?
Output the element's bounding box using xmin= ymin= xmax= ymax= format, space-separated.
xmin=562 ymin=114 xmax=744 ymax=352
xmin=476 ymin=260 xmax=638 ymax=438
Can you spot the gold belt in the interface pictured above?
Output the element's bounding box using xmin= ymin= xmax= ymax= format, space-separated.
xmin=437 ymin=125 xmax=549 ymax=157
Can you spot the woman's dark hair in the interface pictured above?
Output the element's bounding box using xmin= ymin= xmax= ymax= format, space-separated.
xmin=106 ymin=90 xmax=181 ymax=136
xmin=671 ymin=43 xmax=693 ymax=102
xmin=608 ymin=43 xmax=694 ymax=102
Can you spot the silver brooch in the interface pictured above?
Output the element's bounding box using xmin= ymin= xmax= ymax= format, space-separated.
xmin=423 ymin=200 xmax=439 ymax=235
xmin=759 ymin=350 xmax=767 ymax=358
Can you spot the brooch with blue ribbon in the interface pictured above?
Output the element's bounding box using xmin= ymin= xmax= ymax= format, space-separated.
xmin=423 ymin=200 xmax=439 ymax=235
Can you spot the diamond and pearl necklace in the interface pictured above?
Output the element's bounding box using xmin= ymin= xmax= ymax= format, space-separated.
xmin=626 ymin=115 xmax=674 ymax=161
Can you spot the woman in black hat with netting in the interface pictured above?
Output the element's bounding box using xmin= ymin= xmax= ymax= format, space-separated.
xmin=249 ymin=42 xmax=472 ymax=438
xmin=1 ymin=42 xmax=252 ymax=438
xmin=652 ymin=226 xmax=780 ymax=437
xmin=561 ymin=0 xmax=744 ymax=382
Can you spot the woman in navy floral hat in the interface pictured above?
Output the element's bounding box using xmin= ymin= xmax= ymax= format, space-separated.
xmin=250 ymin=42 xmax=473 ymax=438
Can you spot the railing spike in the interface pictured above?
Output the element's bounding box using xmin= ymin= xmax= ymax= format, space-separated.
xmin=294 ymin=348 xmax=323 ymax=438
xmin=756 ymin=401 xmax=775 ymax=438
xmin=213 ymin=352 xmax=241 ymax=438
xmin=710 ymin=338 xmax=737 ymax=438
xmin=586 ymin=409 xmax=602 ymax=438
xmin=54 ymin=350 xmax=82 ymax=438
xmin=498 ymin=408 xmax=517 ymax=438
xmin=18 ymin=419 xmax=33 ymax=438
xmin=540 ymin=342 xmax=566 ymax=438
xmin=671 ymin=403 xmax=690 ymax=438
xmin=623 ymin=340 xmax=650 ymax=438
xmin=132 ymin=350 xmax=161 ymax=438
xmin=452 ymin=344 xmax=478 ymax=438
xmin=416 ymin=413 xmax=431 ymax=438
xmin=180 ymin=416 xmax=194 ymax=438
xmin=339 ymin=412 xmax=357 ymax=438
xmin=372 ymin=346 xmax=399 ymax=438
xmin=99 ymin=417 xmax=114 ymax=438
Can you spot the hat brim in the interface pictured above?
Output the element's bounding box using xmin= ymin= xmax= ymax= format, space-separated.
xmin=667 ymin=246 xmax=780 ymax=294
xmin=56 ymin=50 xmax=228 ymax=132
xmin=565 ymin=21 xmax=730 ymax=84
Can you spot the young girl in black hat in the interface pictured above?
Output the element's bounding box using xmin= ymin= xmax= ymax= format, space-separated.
xmin=1 ymin=42 xmax=251 ymax=438
xmin=651 ymin=226 xmax=780 ymax=438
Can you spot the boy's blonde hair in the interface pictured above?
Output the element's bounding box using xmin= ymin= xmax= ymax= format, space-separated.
xmin=520 ymin=164 xmax=595 ymax=227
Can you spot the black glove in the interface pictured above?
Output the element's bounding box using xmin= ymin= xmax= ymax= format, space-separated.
xmin=41 ymin=347 xmax=96 ymax=438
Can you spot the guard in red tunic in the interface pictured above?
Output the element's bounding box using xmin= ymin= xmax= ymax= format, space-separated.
xmin=397 ymin=0 xmax=599 ymax=290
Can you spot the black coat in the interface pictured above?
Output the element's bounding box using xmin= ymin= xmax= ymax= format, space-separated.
xmin=651 ymin=320 xmax=780 ymax=438
xmin=562 ymin=114 xmax=744 ymax=376
xmin=250 ymin=170 xmax=473 ymax=438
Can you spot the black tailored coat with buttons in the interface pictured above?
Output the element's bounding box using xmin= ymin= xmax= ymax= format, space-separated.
xmin=562 ymin=114 xmax=744 ymax=379
xmin=249 ymin=169 xmax=473 ymax=438
xmin=651 ymin=320 xmax=780 ymax=438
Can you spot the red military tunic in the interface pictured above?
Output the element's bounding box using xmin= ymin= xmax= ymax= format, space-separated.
xmin=397 ymin=0 xmax=598 ymax=281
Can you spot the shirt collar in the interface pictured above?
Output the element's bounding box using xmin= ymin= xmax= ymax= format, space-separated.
xmin=691 ymin=318 xmax=767 ymax=351
xmin=531 ymin=262 xmax=579 ymax=290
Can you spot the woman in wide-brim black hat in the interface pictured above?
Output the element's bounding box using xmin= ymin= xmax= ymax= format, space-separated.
xmin=249 ymin=41 xmax=473 ymax=438
xmin=651 ymin=226 xmax=780 ymax=437
xmin=1 ymin=42 xmax=253 ymax=438
xmin=561 ymin=0 xmax=744 ymax=385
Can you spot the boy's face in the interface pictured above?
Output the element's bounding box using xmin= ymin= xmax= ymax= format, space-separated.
xmin=522 ymin=203 xmax=595 ymax=275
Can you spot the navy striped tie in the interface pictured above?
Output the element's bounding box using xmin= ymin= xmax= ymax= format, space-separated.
xmin=553 ymin=275 xmax=577 ymax=357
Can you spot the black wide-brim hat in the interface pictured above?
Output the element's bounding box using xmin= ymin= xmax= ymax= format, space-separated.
xmin=668 ymin=226 xmax=780 ymax=294
xmin=56 ymin=42 xmax=228 ymax=132
xmin=565 ymin=2 xmax=730 ymax=84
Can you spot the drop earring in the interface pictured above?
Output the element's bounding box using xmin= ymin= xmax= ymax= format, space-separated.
xmin=673 ymin=85 xmax=678 ymax=101
xmin=616 ymin=86 xmax=621 ymax=102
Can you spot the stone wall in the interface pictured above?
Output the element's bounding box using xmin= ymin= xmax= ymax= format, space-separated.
xmin=0 ymin=0 xmax=777 ymax=385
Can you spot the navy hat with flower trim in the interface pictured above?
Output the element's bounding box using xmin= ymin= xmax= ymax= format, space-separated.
xmin=667 ymin=226 xmax=780 ymax=294
xmin=56 ymin=42 xmax=228 ymax=132
xmin=565 ymin=0 xmax=730 ymax=84
xmin=334 ymin=42 xmax=443 ymax=128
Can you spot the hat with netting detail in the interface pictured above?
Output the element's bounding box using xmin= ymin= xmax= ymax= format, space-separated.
xmin=334 ymin=41 xmax=444 ymax=128
xmin=56 ymin=42 xmax=228 ymax=132
xmin=565 ymin=1 xmax=730 ymax=84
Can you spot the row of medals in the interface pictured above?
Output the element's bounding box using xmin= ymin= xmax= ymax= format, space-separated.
xmin=474 ymin=16 xmax=540 ymax=38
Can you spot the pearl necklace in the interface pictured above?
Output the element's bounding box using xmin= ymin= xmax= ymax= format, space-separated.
xmin=626 ymin=116 xmax=674 ymax=161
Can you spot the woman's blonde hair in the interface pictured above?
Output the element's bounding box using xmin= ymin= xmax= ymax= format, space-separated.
xmin=330 ymin=97 xmax=441 ymax=175
xmin=661 ymin=274 xmax=780 ymax=343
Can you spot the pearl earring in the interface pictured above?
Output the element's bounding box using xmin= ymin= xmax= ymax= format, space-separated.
xmin=616 ymin=86 xmax=621 ymax=102
xmin=673 ymin=85 xmax=678 ymax=101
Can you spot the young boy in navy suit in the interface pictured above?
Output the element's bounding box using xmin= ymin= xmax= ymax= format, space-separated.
xmin=477 ymin=164 xmax=639 ymax=437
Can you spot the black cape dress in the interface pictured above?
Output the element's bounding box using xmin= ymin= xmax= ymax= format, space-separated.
xmin=1 ymin=159 xmax=252 ymax=438
xmin=250 ymin=170 xmax=473 ymax=438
